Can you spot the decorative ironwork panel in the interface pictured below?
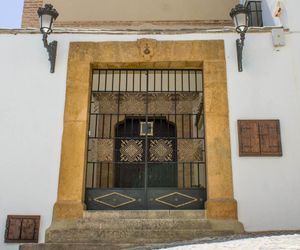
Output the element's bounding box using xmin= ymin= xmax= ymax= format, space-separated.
xmin=148 ymin=188 xmax=206 ymax=209
xmin=92 ymin=93 xmax=118 ymax=114
xmin=86 ymin=189 xmax=145 ymax=210
xmin=178 ymin=139 xmax=204 ymax=162
xmin=149 ymin=139 xmax=173 ymax=162
xmin=88 ymin=139 xmax=114 ymax=162
xmin=120 ymin=140 xmax=144 ymax=162
xmin=119 ymin=93 xmax=146 ymax=114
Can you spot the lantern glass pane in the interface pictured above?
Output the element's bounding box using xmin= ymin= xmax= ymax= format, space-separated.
xmin=236 ymin=13 xmax=247 ymax=27
xmin=40 ymin=14 xmax=53 ymax=34
xmin=235 ymin=13 xmax=248 ymax=33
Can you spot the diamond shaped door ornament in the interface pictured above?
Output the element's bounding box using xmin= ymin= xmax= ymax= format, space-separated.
xmin=155 ymin=192 xmax=198 ymax=208
xmin=120 ymin=140 xmax=143 ymax=162
xmin=150 ymin=139 xmax=173 ymax=162
xmin=94 ymin=192 xmax=136 ymax=208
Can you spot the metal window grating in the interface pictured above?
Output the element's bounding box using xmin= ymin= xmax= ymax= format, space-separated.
xmin=85 ymin=69 xmax=207 ymax=210
xmin=246 ymin=1 xmax=263 ymax=27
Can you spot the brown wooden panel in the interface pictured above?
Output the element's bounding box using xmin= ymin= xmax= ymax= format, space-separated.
xmin=238 ymin=120 xmax=260 ymax=156
xmin=20 ymin=219 xmax=35 ymax=240
xmin=6 ymin=218 xmax=22 ymax=240
xmin=259 ymin=120 xmax=282 ymax=156
xmin=5 ymin=215 xmax=40 ymax=243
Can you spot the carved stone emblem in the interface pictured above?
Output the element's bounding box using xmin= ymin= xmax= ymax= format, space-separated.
xmin=137 ymin=39 xmax=157 ymax=60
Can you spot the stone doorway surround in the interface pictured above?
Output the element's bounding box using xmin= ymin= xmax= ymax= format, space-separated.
xmin=53 ymin=39 xmax=238 ymax=221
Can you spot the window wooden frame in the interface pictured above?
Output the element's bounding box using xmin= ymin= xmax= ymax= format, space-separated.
xmin=238 ymin=120 xmax=282 ymax=157
xmin=5 ymin=215 xmax=40 ymax=243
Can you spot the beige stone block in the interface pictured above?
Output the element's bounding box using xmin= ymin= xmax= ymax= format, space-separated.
xmin=203 ymin=60 xmax=227 ymax=87
xmin=206 ymin=198 xmax=238 ymax=219
xmin=205 ymin=114 xmax=233 ymax=199
xmin=204 ymin=81 xmax=229 ymax=115
xmin=58 ymin=121 xmax=88 ymax=201
xmin=52 ymin=201 xmax=85 ymax=221
xmin=64 ymin=85 xmax=90 ymax=122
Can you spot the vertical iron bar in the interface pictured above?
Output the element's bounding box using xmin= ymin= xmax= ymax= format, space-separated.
xmin=144 ymin=70 xmax=149 ymax=208
xmin=132 ymin=70 xmax=135 ymax=92
xmin=201 ymin=71 xmax=207 ymax=190
xmin=195 ymin=70 xmax=198 ymax=92
xmin=97 ymin=70 xmax=101 ymax=91
xmin=189 ymin=114 xmax=192 ymax=138
xmin=160 ymin=114 xmax=163 ymax=137
xmin=131 ymin=117 xmax=134 ymax=137
xmin=94 ymin=114 xmax=98 ymax=138
xmin=182 ymin=114 xmax=184 ymax=138
xmin=167 ymin=114 xmax=170 ymax=138
xmin=188 ymin=70 xmax=191 ymax=92
xmin=154 ymin=70 xmax=156 ymax=92
xmin=85 ymin=164 xmax=89 ymax=188
xmin=174 ymin=70 xmax=177 ymax=115
xmin=197 ymin=162 xmax=200 ymax=188
xmin=107 ymin=163 xmax=110 ymax=188
xmin=92 ymin=163 xmax=95 ymax=188
xmin=99 ymin=162 xmax=102 ymax=187
xmin=139 ymin=70 xmax=142 ymax=92
xmin=255 ymin=2 xmax=258 ymax=26
xmin=181 ymin=70 xmax=184 ymax=91
xmin=112 ymin=70 xmax=114 ymax=92
xmin=167 ymin=70 xmax=170 ymax=92
xmin=104 ymin=70 xmax=107 ymax=91
xmin=183 ymin=163 xmax=185 ymax=188
xmin=161 ymin=70 xmax=163 ymax=92
xmin=125 ymin=70 xmax=128 ymax=92
xmin=109 ymin=114 xmax=112 ymax=138
xmin=102 ymin=115 xmax=105 ymax=138
xmin=124 ymin=114 xmax=127 ymax=137
xmin=190 ymin=162 xmax=192 ymax=187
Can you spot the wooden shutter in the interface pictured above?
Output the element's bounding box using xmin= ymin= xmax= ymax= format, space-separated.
xmin=258 ymin=120 xmax=282 ymax=156
xmin=238 ymin=120 xmax=282 ymax=157
xmin=238 ymin=120 xmax=260 ymax=156
xmin=5 ymin=215 xmax=40 ymax=243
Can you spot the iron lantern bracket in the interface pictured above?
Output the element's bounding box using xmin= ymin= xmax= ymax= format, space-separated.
xmin=236 ymin=33 xmax=245 ymax=72
xmin=42 ymin=34 xmax=57 ymax=73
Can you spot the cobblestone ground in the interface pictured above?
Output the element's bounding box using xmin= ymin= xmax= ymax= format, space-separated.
xmin=131 ymin=231 xmax=300 ymax=250
xmin=160 ymin=234 xmax=300 ymax=250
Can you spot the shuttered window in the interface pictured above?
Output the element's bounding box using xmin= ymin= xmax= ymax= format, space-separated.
xmin=238 ymin=120 xmax=282 ymax=156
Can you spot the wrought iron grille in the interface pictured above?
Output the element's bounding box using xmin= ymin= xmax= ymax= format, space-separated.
xmin=246 ymin=1 xmax=263 ymax=27
xmin=85 ymin=69 xmax=206 ymax=210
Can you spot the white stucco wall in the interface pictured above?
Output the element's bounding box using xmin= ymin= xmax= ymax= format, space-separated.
xmin=247 ymin=0 xmax=300 ymax=31
xmin=0 ymin=29 xmax=300 ymax=249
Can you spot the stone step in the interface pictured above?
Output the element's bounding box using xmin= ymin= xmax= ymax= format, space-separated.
xmin=83 ymin=210 xmax=206 ymax=220
xmin=20 ymin=243 xmax=135 ymax=250
xmin=46 ymin=228 xmax=234 ymax=244
xmin=54 ymin=218 xmax=211 ymax=230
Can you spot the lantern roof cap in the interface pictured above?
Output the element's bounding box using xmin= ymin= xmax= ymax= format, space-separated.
xmin=37 ymin=4 xmax=59 ymax=19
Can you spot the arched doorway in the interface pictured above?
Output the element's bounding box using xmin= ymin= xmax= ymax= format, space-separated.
xmin=114 ymin=117 xmax=177 ymax=188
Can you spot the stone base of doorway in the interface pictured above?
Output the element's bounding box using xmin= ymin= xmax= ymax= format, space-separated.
xmin=20 ymin=210 xmax=244 ymax=250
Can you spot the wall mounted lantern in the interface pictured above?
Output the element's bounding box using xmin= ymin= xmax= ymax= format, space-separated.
xmin=37 ymin=4 xmax=59 ymax=73
xmin=230 ymin=4 xmax=250 ymax=72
